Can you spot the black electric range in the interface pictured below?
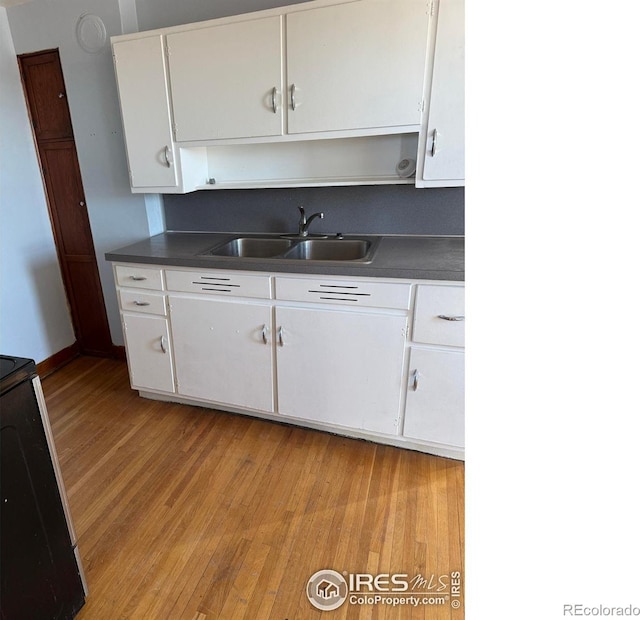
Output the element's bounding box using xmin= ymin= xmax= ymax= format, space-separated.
xmin=1 ymin=354 xmax=86 ymax=619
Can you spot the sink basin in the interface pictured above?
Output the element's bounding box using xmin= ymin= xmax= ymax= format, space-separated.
xmin=205 ymin=237 xmax=294 ymax=258
xmin=283 ymin=239 xmax=372 ymax=261
xmin=201 ymin=236 xmax=378 ymax=262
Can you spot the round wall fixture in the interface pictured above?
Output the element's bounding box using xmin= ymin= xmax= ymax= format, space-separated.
xmin=395 ymin=158 xmax=417 ymax=178
xmin=76 ymin=14 xmax=107 ymax=54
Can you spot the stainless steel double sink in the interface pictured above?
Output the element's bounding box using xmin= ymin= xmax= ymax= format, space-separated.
xmin=200 ymin=235 xmax=379 ymax=262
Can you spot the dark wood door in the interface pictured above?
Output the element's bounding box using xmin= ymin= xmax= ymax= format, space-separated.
xmin=19 ymin=50 xmax=113 ymax=357
xmin=19 ymin=51 xmax=73 ymax=141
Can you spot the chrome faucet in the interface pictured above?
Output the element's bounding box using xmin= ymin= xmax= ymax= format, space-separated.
xmin=297 ymin=205 xmax=324 ymax=237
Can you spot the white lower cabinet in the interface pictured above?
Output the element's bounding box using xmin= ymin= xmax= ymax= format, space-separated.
xmin=122 ymin=313 xmax=175 ymax=393
xmin=403 ymin=347 xmax=464 ymax=447
xmin=275 ymin=306 xmax=407 ymax=435
xmin=169 ymin=296 xmax=274 ymax=412
xmin=114 ymin=263 xmax=464 ymax=459
xmin=402 ymin=282 xmax=465 ymax=454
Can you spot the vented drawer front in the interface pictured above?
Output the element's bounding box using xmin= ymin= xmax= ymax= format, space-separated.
xmin=275 ymin=277 xmax=411 ymax=309
xmin=165 ymin=269 xmax=272 ymax=299
xmin=115 ymin=265 xmax=164 ymax=290
xmin=413 ymin=284 xmax=465 ymax=347
xmin=119 ymin=290 xmax=167 ymax=316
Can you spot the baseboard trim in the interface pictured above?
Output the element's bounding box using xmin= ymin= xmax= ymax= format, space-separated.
xmin=112 ymin=345 xmax=127 ymax=361
xmin=37 ymin=342 xmax=80 ymax=378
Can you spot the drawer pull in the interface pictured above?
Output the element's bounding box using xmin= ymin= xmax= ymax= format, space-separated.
xmin=262 ymin=324 xmax=269 ymax=345
xmin=129 ymin=275 xmax=147 ymax=281
xmin=162 ymin=145 xmax=172 ymax=168
xmin=437 ymin=315 xmax=464 ymax=321
xmin=309 ymin=290 xmax=370 ymax=297
xmin=411 ymin=370 xmax=420 ymax=391
xmin=277 ymin=326 xmax=285 ymax=347
xmin=319 ymin=284 xmax=359 ymax=290
xmin=133 ymin=301 xmax=150 ymax=306
xmin=160 ymin=335 xmax=167 ymax=353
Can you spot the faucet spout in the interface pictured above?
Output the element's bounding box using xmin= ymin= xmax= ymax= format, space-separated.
xmin=298 ymin=206 xmax=324 ymax=237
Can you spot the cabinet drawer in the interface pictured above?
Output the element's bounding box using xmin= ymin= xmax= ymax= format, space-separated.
xmin=115 ymin=265 xmax=164 ymax=290
xmin=119 ymin=290 xmax=167 ymax=316
xmin=413 ymin=284 xmax=464 ymax=347
xmin=275 ymin=277 xmax=411 ymax=310
xmin=165 ymin=269 xmax=271 ymax=299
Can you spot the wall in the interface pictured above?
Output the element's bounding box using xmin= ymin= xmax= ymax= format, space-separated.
xmin=165 ymin=185 xmax=464 ymax=236
xmin=0 ymin=8 xmax=76 ymax=362
xmin=135 ymin=0 xmax=314 ymax=30
xmin=5 ymin=0 xmax=158 ymax=347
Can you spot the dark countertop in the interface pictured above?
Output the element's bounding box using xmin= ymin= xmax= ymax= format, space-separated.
xmin=105 ymin=232 xmax=464 ymax=282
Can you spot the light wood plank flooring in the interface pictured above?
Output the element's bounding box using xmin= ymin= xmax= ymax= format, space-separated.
xmin=42 ymin=357 xmax=464 ymax=619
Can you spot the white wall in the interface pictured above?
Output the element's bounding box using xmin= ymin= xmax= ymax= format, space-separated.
xmin=134 ymin=0 xmax=313 ymax=31
xmin=0 ymin=8 xmax=76 ymax=362
xmin=5 ymin=0 xmax=156 ymax=347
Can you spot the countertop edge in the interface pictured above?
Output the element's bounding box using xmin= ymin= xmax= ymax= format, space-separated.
xmin=105 ymin=233 xmax=465 ymax=282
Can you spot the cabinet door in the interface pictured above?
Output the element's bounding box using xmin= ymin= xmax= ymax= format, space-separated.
xmin=122 ymin=314 xmax=175 ymax=393
xmin=403 ymin=347 xmax=464 ymax=447
xmin=276 ymin=307 xmax=406 ymax=435
xmin=169 ymin=296 xmax=273 ymax=412
xmin=286 ymin=0 xmax=428 ymax=134
xmin=19 ymin=50 xmax=73 ymax=141
xmin=420 ymin=0 xmax=464 ymax=184
xmin=112 ymin=36 xmax=178 ymax=188
xmin=167 ymin=17 xmax=283 ymax=141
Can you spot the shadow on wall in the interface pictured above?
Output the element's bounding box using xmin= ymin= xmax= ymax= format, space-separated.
xmin=163 ymin=185 xmax=465 ymax=236
xmin=27 ymin=256 xmax=76 ymax=356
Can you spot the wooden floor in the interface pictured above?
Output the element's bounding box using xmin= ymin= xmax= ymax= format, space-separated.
xmin=42 ymin=356 xmax=464 ymax=619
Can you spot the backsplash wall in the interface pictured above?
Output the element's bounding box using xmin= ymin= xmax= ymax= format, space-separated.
xmin=164 ymin=185 xmax=464 ymax=236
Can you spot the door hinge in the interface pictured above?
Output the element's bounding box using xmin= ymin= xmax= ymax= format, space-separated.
xmin=430 ymin=1 xmax=436 ymax=17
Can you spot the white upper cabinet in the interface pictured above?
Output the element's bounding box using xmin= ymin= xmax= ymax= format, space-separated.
xmin=112 ymin=36 xmax=179 ymax=189
xmin=165 ymin=0 xmax=428 ymax=143
xmin=417 ymin=0 xmax=465 ymax=186
xmin=167 ymin=17 xmax=284 ymax=142
xmin=110 ymin=0 xmax=466 ymax=190
xmin=286 ymin=0 xmax=428 ymax=135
